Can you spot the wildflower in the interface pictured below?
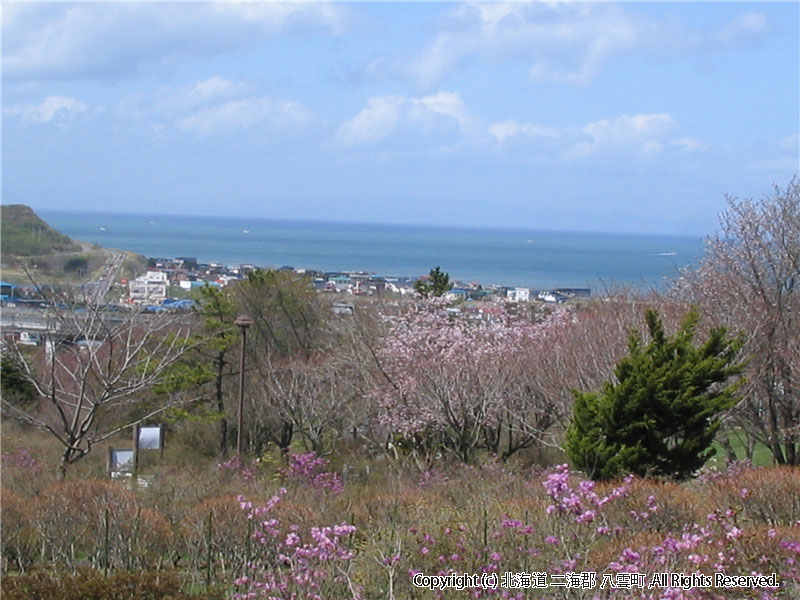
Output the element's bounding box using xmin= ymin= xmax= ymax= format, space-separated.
xmin=621 ymin=548 xmax=640 ymax=562
xmin=576 ymin=509 xmax=596 ymax=524
xmin=726 ymin=527 xmax=743 ymax=540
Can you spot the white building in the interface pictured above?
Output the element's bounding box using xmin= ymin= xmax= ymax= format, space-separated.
xmin=537 ymin=290 xmax=567 ymax=304
xmin=129 ymin=271 xmax=168 ymax=304
xmin=506 ymin=287 xmax=531 ymax=303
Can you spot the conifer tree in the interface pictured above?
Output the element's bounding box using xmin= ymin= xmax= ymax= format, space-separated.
xmin=566 ymin=308 xmax=744 ymax=480
xmin=414 ymin=266 xmax=453 ymax=298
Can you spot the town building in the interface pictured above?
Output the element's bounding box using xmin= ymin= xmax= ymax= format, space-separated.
xmin=506 ymin=287 xmax=531 ymax=303
xmin=129 ymin=271 xmax=168 ymax=304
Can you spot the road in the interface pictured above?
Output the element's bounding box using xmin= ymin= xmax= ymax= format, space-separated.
xmin=85 ymin=252 xmax=125 ymax=305
xmin=1 ymin=305 xmax=193 ymax=340
xmin=0 ymin=306 xmax=64 ymax=333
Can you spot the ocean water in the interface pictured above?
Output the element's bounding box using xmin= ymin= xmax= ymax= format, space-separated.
xmin=38 ymin=210 xmax=704 ymax=291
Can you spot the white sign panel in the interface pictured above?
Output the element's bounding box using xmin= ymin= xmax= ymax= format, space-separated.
xmin=110 ymin=449 xmax=134 ymax=472
xmin=138 ymin=426 xmax=162 ymax=450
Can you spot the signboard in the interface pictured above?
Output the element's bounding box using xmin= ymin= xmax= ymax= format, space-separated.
xmin=109 ymin=449 xmax=134 ymax=474
xmin=108 ymin=425 xmax=164 ymax=479
xmin=138 ymin=425 xmax=162 ymax=450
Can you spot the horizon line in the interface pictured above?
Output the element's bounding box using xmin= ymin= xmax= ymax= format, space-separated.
xmin=27 ymin=205 xmax=708 ymax=241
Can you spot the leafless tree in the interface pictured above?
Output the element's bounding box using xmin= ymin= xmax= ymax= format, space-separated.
xmin=673 ymin=178 xmax=800 ymax=464
xmin=251 ymin=350 xmax=364 ymax=454
xmin=1 ymin=292 xmax=205 ymax=478
xmin=225 ymin=270 xmax=377 ymax=455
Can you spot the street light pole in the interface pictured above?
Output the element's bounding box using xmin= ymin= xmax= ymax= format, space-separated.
xmin=234 ymin=314 xmax=254 ymax=457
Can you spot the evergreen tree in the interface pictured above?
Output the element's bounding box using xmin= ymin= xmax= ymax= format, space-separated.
xmin=192 ymin=284 xmax=239 ymax=455
xmin=0 ymin=358 xmax=37 ymax=408
xmin=566 ymin=308 xmax=745 ymax=480
xmin=414 ymin=266 xmax=453 ymax=298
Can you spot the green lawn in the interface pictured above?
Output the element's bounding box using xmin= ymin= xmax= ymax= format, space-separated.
xmin=708 ymin=430 xmax=775 ymax=469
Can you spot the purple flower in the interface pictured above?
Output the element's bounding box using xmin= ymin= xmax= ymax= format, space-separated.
xmin=279 ymin=452 xmax=344 ymax=494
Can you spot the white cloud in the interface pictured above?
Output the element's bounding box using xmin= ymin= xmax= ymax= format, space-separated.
xmin=3 ymin=3 xmax=349 ymax=81
xmin=118 ymin=77 xmax=248 ymax=120
xmin=190 ymin=76 xmax=245 ymax=101
xmin=405 ymin=2 xmax=771 ymax=88
xmin=748 ymin=135 xmax=799 ymax=172
xmin=5 ymin=95 xmax=88 ymax=123
xmin=490 ymin=112 xmax=694 ymax=161
xmin=340 ymin=96 xmax=699 ymax=163
xmin=582 ymin=113 xmax=676 ymax=146
xmin=488 ymin=120 xmax=521 ymax=145
xmin=338 ymin=96 xmax=404 ymax=146
xmin=337 ymin=91 xmax=477 ymax=147
xmin=642 ymin=140 xmax=664 ymax=158
xmin=567 ymin=113 xmax=678 ymax=159
xmin=749 ymin=156 xmax=800 ymax=172
xmin=176 ymin=97 xmax=311 ymax=136
xmin=118 ymin=77 xmax=312 ymax=136
xmin=671 ymin=137 xmax=707 ymax=152
xmin=715 ymin=12 xmax=769 ymax=46
xmin=779 ymin=134 xmax=799 ymax=151
xmin=339 ymin=100 xmax=697 ymax=161
xmin=488 ymin=120 xmax=561 ymax=144
xmin=214 ymin=1 xmax=347 ymax=36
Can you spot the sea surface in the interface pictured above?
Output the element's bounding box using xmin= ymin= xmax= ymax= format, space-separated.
xmin=39 ymin=210 xmax=705 ymax=291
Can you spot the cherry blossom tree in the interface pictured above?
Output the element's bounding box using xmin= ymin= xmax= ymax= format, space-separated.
xmin=674 ymin=178 xmax=800 ymax=465
xmin=372 ymin=299 xmax=569 ymax=464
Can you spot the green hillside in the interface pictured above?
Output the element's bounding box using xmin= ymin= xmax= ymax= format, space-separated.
xmin=1 ymin=205 xmax=81 ymax=258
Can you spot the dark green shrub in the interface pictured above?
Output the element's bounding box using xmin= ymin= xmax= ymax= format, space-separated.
xmin=567 ymin=309 xmax=744 ymax=480
xmin=63 ymin=256 xmax=89 ymax=274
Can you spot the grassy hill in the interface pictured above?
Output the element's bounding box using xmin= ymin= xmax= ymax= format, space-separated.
xmin=0 ymin=205 xmax=148 ymax=288
xmin=1 ymin=204 xmax=81 ymax=258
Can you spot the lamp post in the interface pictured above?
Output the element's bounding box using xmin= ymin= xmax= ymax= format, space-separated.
xmin=234 ymin=314 xmax=254 ymax=456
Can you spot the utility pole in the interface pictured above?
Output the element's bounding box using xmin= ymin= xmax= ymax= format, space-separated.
xmin=234 ymin=314 xmax=254 ymax=456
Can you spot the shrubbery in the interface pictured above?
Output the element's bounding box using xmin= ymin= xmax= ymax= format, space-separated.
xmin=1 ymin=181 xmax=798 ymax=598
xmin=3 ymin=447 xmax=798 ymax=598
xmin=1 ymin=569 xmax=225 ymax=600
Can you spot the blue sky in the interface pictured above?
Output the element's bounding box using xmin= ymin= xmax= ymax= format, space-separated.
xmin=3 ymin=1 xmax=798 ymax=235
